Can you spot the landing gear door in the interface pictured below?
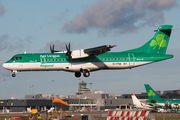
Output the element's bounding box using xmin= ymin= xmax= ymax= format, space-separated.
xmin=128 ymin=53 xmax=134 ymax=67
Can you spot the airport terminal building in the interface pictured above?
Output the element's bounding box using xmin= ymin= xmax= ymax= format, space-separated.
xmin=0 ymin=81 xmax=179 ymax=112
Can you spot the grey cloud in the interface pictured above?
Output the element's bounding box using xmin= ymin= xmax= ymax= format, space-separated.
xmin=56 ymin=9 xmax=69 ymax=22
xmin=0 ymin=34 xmax=8 ymax=51
xmin=41 ymin=40 xmax=67 ymax=53
xmin=62 ymin=0 xmax=178 ymax=35
xmin=0 ymin=2 xmax=5 ymax=16
xmin=0 ymin=35 xmax=33 ymax=53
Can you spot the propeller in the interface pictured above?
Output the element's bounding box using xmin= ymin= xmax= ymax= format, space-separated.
xmin=50 ymin=44 xmax=55 ymax=53
xmin=50 ymin=44 xmax=60 ymax=53
xmin=66 ymin=42 xmax=71 ymax=57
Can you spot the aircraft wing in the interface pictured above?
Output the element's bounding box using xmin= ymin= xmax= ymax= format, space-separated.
xmin=84 ymin=44 xmax=116 ymax=56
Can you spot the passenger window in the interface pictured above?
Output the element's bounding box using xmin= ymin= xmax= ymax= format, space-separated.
xmin=101 ymin=58 xmax=103 ymax=60
xmin=112 ymin=58 xmax=113 ymax=60
xmin=42 ymin=59 xmax=44 ymax=62
xmin=46 ymin=59 xmax=48 ymax=62
xmin=16 ymin=57 xmax=19 ymax=60
xmin=63 ymin=59 xmax=65 ymax=61
xmin=105 ymin=58 xmax=107 ymax=60
xmin=52 ymin=59 xmax=54 ymax=61
xmin=49 ymin=59 xmax=51 ymax=62
xmin=20 ymin=57 xmax=22 ymax=60
xmin=118 ymin=58 xmax=120 ymax=60
xmin=115 ymin=58 xmax=117 ymax=60
xmin=125 ymin=58 xmax=127 ymax=60
xmin=56 ymin=59 xmax=58 ymax=61
xmin=59 ymin=59 xmax=61 ymax=61
xmin=122 ymin=58 xmax=123 ymax=60
xmin=108 ymin=58 xmax=110 ymax=60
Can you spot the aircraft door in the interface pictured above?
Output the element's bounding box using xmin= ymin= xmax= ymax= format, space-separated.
xmin=128 ymin=53 xmax=134 ymax=66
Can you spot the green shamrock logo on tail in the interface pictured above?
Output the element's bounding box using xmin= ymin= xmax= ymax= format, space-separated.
xmin=150 ymin=34 xmax=166 ymax=49
xmin=148 ymin=90 xmax=155 ymax=97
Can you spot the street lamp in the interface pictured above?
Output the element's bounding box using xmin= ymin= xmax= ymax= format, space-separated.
xmin=89 ymin=83 xmax=93 ymax=90
xmin=51 ymin=80 xmax=55 ymax=112
xmin=2 ymin=79 xmax=5 ymax=99
xmin=32 ymin=85 xmax=34 ymax=95
xmin=78 ymin=78 xmax=81 ymax=111
xmin=2 ymin=79 xmax=5 ymax=113
xmin=30 ymin=86 xmax=31 ymax=95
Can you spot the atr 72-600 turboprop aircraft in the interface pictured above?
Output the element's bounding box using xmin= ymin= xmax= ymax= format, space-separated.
xmin=3 ymin=25 xmax=175 ymax=77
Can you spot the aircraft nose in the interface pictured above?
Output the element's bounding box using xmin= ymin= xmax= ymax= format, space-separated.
xmin=2 ymin=63 xmax=9 ymax=69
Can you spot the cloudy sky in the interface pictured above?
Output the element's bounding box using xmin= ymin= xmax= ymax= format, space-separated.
xmin=0 ymin=0 xmax=180 ymax=99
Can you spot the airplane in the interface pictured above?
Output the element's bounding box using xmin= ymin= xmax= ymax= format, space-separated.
xmin=3 ymin=25 xmax=175 ymax=78
xmin=131 ymin=93 xmax=154 ymax=110
xmin=144 ymin=84 xmax=180 ymax=108
xmin=131 ymin=93 xmax=167 ymax=112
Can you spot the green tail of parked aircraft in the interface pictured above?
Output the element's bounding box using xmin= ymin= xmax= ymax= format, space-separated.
xmin=3 ymin=25 xmax=175 ymax=77
xmin=144 ymin=84 xmax=180 ymax=108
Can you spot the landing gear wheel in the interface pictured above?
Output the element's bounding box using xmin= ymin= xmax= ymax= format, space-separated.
xmin=75 ymin=72 xmax=81 ymax=78
xmin=12 ymin=73 xmax=16 ymax=77
xmin=83 ymin=71 xmax=90 ymax=77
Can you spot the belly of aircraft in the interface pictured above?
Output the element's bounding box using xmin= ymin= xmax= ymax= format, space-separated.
xmin=6 ymin=61 xmax=153 ymax=71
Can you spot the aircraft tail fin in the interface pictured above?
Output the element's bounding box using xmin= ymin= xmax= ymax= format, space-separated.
xmin=131 ymin=93 xmax=144 ymax=107
xmin=144 ymin=84 xmax=164 ymax=101
xmin=123 ymin=25 xmax=174 ymax=54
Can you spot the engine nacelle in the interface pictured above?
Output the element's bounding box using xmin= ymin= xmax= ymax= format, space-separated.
xmin=71 ymin=49 xmax=89 ymax=59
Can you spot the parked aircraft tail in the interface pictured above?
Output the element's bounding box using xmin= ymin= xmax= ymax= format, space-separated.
xmin=124 ymin=25 xmax=173 ymax=54
xmin=131 ymin=93 xmax=144 ymax=107
xmin=144 ymin=84 xmax=164 ymax=101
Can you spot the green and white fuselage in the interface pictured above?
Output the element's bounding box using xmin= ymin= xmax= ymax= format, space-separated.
xmin=2 ymin=25 xmax=175 ymax=77
xmin=3 ymin=52 xmax=173 ymax=71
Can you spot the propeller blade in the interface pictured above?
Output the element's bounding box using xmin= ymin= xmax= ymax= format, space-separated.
xmin=66 ymin=42 xmax=71 ymax=57
xmin=50 ymin=44 xmax=55 ymax=53
xmin=68 ymin=42 xmax=70 ymax=52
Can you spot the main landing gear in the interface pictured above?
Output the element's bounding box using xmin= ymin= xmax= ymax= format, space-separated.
xmin=12 ymin=73 xmax=16 ymax=77
xmin=11 ymin=70 xmax=17 ymax=77
xmin=75 ymin=70 xmax=90 ymax=78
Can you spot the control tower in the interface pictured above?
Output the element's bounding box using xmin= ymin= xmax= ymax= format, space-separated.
xmin=76 ymin=81 xmax=92 ymax=95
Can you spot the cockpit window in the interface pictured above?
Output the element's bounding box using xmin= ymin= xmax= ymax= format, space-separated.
xmin=11 ymin=57 xmax=16 ymax=60
xmin=11 ymin=56 xmax=22 ymax=60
